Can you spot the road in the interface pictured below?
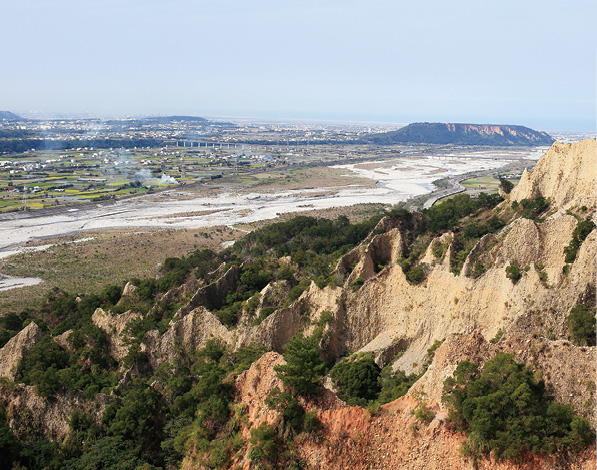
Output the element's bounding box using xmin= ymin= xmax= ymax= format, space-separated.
xmin=403 ymin=162 xmax=532 ymax=211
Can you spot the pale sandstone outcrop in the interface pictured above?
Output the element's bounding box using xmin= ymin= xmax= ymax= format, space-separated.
xmin=421 ymin=232 xmax=452 ymax=266
xmin=183 ymin=264 xmax=241 ymax=314
xmin=493 ymin=214 xmax=578 ymax=285
xmin=120 ymin=280 xmax=137 ymax=298
xmin=144 ymin=306 xmax=233 ymax=368
xmin=0 ymin=322 xmax=44 ymax=380
xmin=145 ymin=136 xmax=597 ymax=379
xmin=509 ymin=139 xmax=596 ymax=210
xmin=461 ymin=233 xmax=496 ymax=277
xmin=4 ymin=385 xmax=110 ymax=440
xmin=92 ymin=307 xmax=141 ymax=360
xmin=410 ymin=331 xmax=596 ymax=425
xmin=53 ymin=329 xmax=73 ymax=350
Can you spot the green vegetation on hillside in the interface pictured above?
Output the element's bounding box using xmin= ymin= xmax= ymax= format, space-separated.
xmin=1 ymin=191 xmax=592 ymax=468
xmin=563 ymin=217 xmax=595 ymax=263
xmin=2 ymin=338 xmax=265 ymax=470
xmin=275 ymin=333 xmax=327 ymax=396
xmin=330 ymin=355 xmax=381 ymax=405
xmin=443 ymin=352 xmax=594 ymax=461
xmin=566 ymin=304 xmax=596 ymax=346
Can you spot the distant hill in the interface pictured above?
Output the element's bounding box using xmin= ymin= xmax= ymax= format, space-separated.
xmin=362 ymin=122 xmax=555 ymax=146
xmin=144 ymin=115 xmax=207 ymax=123
xmin=0 ymin=111 xmax=21 ymax=120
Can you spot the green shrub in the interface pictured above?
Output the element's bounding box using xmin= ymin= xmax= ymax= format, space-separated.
xmin=265 ymin=387 xmax=305 ymax=432
xmin=405 ymin=265 xmax=426 ymax=285
xmin=519 ymin=196 xmax=549 ymax=220
xmin=431 ymin=240 xmax=445 ymax=259
xmin=489 ymin=329 xmax=504 ymax=344
xmin=245 ymin=293 xmax=261 ymax=317
xmin=253 ymin=306 xmax=277 ymax=325
xmin=330 ymin=356 xmax=381 ymax=403
xmin=499 ymin=178 xmax=514 ymax=194
xmin=318 ymin=310 xmax=333 ymax=327
xmin=566 ymin=304 xmax=596 ymax=346
xmin=303 ymin=411 xmax=322 ymax=433
xmin=505 ymin=262 xmax=521 ymax=283
xmin=412 ymin=402 xmax=434 ymax=423
xmin=563 ymin=217 xmax=595 ymax=263
xmin=562 ymin=264 xmax=571 ymax=276
xmin=377 ymin=369 xmax=418 ymax=405
xmin=275 ymin=333 xmax=327 ymax=396
xmin=248 ymin=422 xmax=279 ymax=469
xmin=350 ymin=277 xmax=365 ymax=291
xmin=443 ymin=352 xmax=594 ymax=461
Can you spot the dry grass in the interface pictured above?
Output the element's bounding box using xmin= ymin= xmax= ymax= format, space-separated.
xmin=0 ymin=226 xmax=240 ymax=314
xmin=0 ymin=198 xmax=385 ymax=314
xmin=233 ymin=202 xmax=385 ymax=231
xmin=181 ymin=166 xmax=376 ymax=196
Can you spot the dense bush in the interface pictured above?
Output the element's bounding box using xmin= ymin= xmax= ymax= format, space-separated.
xmin=518 ymin=196 xmax=549 ymax=220
xmin=405 ymin=264 xmax=426 ymax=285
xmin=563 ymin=217 xmax=595 ymax=263
xmin=265 ymin=387 xmax=306 ymax=432
xmin=275 ymin=333 xmax=327 ymax=396
xmin=505 ymin=262 xmax=522 ymax=283
xmin=377 ymin=369 xmax=419 ymax=405
xmin=330 ymin=356 xmax=381 ymax=405
xmin=103 ymin=379 xmax=165 ymax=458
xmin=248 ymin=422 xmax=279 ymax=469
xmin=443 ymin=352 xmax=594 ymax=461
xmin=499 ymin=178 xmax=514 ymax=194
xmin=0 ymin=312 xmax=25 ymax=348
xmin=566 ymin=304 xmax=596 ymax=346
xmin=424 ymin=193 xmax=502 ymax=232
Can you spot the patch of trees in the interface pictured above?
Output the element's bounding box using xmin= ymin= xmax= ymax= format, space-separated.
xmin=18 ymin=325 xmax=119 ymax=398
xmin=563 ymin=217 xmax=595 ymax=263
xmin=511 ymin=196 xmax=549 ymax=221
xmin=443 ymin=352 xmax=594 ymax=462
xmin=236 ymin=214 xmax=382 ymax=278
xmin=275 ymin=333 xmax=327 ymax=396
xmin=37 ymin=285 xmax=123 ymax=335
xmin=5 ymin=339 xmax=266 ymax=470
xmin=566 ymin=304 xmax=596 ymax=346
xmin=423 ymin=193 xmax=502 ymax=232
xmin=499 ymin=178 xmax=514 ymax=194
xmin=0 ymin=312 xmax=24 ymax=348
xmin=330 ymin=355 xmax=381 ymax=405
xmin=329 ymin=346 xmax=434 ymax=408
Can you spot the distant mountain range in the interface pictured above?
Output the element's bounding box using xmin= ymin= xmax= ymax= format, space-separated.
xmin=0 ymin=111 xmax=21 ymax=120
xmin=362 ymin=122 xmax=555 ymax=146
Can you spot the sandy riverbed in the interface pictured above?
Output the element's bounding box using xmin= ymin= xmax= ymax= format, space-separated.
xmin=0 ymin=149 xmax=541 ymax=256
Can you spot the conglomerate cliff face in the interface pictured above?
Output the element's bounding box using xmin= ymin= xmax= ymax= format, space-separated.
xmin=179 ymin=139 xmax=596 ymax=469
xmin=0 ymin=140 xmax=594 ymax=468
xmin=510 ymin=139 xmax=596 ymax=210
xmin=0 ymin=322 xmax=44 ymax=380
xmin=182 ymin=352 xmax=595 ymax=470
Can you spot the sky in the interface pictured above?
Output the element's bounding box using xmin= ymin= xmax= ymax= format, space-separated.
xmin=1 ymin=0 xmax=595 ymax=131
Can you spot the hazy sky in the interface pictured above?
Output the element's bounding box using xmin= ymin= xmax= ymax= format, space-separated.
xmin=1 ymin=0 xmax=595 ymax=130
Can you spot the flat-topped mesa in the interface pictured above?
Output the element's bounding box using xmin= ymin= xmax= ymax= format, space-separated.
xmin=509 ymin=139 xmax=597 ymax=211
xmin=361 ymin=122 xmax=555 ymax=146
